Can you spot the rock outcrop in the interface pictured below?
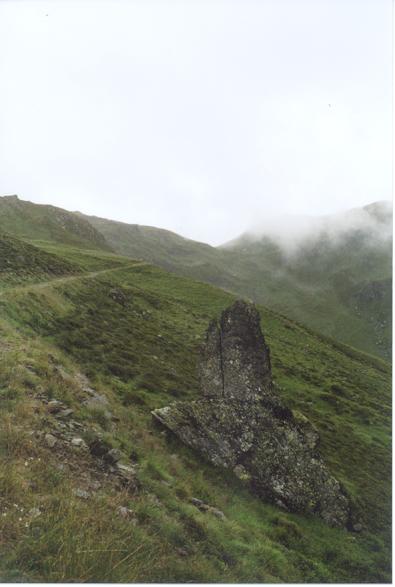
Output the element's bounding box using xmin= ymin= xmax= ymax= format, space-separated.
xmin=152 ymin=300 xmax=350 ymax=527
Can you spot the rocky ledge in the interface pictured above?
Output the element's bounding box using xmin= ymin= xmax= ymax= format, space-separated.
xmin=152 ymin=300 xmax=351 ymax=527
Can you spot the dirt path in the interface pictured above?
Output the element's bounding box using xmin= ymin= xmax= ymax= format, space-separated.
xmin=0 ymin=261 xmax=148 ymax=298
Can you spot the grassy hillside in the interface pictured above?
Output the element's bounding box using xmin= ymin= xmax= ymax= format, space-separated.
xmin=0 ymin=196 xmax=390 ymax=359
xmin=0 ymin=242 xmax=390 ymax=582
xmin=81 ymin=203 xmax=392 ymax=360
xmin=0 ymin=195 xmax=112 ymax=252
xmin=77 ymin=212 xmax=241 ymax=287
xmin=0 ymin=232 xmax=80 ymax=288
xmin=224 ymin=226 xmax=392 ymax=360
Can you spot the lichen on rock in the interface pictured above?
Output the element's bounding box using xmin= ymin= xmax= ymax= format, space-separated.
xmin=152 ymin=299 xmax=350 ymax=527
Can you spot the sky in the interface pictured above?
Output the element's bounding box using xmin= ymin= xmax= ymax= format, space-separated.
xmin=0 ymin=0 xmax=392 ymax=245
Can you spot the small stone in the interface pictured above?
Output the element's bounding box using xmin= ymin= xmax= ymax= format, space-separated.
xmin=105 ymin=448 xmax=123 ymax=464
xmin=71 ymin=437 xmax=87 ymax=449
xmin=190 ymin=498 xmax=225 ymax=519
xmin=89 ymin=437 xmax=111 ymax=458
xmin=74 ymin=372 xmax=94 ymax=393
xmin=233 ymin=464 xmax=251 ymax=481
xmin=109 ymin=288 xmax=127 ymax=306
xmin=116 ymin=463 xmax=135 ymax=475
xmin=190 ymin=497 xmax=204 ymax=508
xmin=353 ymin=523 xmax=363 ymax=533
xmin=176 ymin=547 xmax=189 ymax=557
xmin=115 ymin=463 xmax=138 ymax=489
xmin=45 ymin=433 xmax=57 ymax=448
xmin=47 ymin=400 xmax=63 ymax=414
xmin=208 ymin=507 xmax=226 ymax=520
xmin=29 ymin=507 xmax=41 ymax=518
xmin=118 ymin=506 xmax=134 ymax=519
xmin=275 ymin=499 xmax=287 ymax=510
xmin=58 ymin=408 xmax=74 ymax=418
xmin=73 ymin=488 xmax=90 ymax=500
xmin=89 ymin=480 xmax=102 ymax=491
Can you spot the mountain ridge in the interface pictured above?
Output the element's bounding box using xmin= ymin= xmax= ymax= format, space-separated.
xmin=0 ymin=195 xmax=391 ymax=359
xmin=0 ymin=195 xmax=112 ymax=252
xmin=224 ymin=200 xmax=392 ymax=251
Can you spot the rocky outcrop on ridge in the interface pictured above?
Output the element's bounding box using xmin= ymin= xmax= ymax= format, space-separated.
xmin=152 ymin=300 xmax=350 ymax=527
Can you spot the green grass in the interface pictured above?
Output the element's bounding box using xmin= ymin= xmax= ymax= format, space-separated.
xmin=81 ymin=204 xmax=392 ymax=359
xmin=0 ymin=195 xmax=111 ymax=251
xmin=0 ymin=233 xmax=81 ymax=289
xmin=0 ymin=243 xmax=390 ymax=582
xmin=0 ymin=195 xmax=391 ymax=359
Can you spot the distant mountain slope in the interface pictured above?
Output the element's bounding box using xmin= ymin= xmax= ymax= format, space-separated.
xmin=0 ymin=195 xmax=390 ymax=358
xmin=223 ymin=202 xmax=392 ymax=359
xmin=0 ymin=195 xmax=112 ymax=251
xmin=82 ymin=203 xmax=392 ymax=360
xmin=77 ymin=212 xmax=240 ymax=284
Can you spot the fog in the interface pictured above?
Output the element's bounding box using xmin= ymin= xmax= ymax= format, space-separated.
xmin=243 ymin=201 xmax=393 ymax=254
xmin=0 ymin=0 xmax=392 ymax=245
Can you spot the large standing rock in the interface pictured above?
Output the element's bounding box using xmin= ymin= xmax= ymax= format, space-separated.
xmin=199 ymin=301 xmax=273 ymax=402
xmin=152 ymin=300 xmax=350 ymax=527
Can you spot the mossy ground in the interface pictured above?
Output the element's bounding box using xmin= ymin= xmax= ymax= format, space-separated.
xmin=0 ymin=243 xmax=391 ymax=582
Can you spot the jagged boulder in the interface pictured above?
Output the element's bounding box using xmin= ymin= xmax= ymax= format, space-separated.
xmin=152 ymin=300 xmax=350 ymax=527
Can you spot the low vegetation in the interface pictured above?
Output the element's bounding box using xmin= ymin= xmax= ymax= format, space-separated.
xmin=81 ymin=202 xmax=392 ymax=359
xmin=0 ymin=241 xmax=390 ymax=582
xmin=0 ymin=195 xmax=391 ymax=358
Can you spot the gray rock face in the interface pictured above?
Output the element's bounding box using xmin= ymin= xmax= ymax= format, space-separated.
xmin=199 ymin=302 xmax=273 ymax=402
xmin=152 ymin=300 xmax=350 ymax=527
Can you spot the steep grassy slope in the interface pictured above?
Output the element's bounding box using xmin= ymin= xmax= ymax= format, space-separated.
xmin=0 ymin=245 xmax=390 ymax=582
xmin=0 ymin=195 xmax=390 ymax=359
xmin=0 ymin=232 xmax=80 ymax=288
xmin=0 ymin=195 xmax=112 ymax=251
xmin=81 ymin=203 xmax=392 ymax=360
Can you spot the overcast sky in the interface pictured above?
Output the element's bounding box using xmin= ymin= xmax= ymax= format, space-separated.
xmin=0 ymin=0 xmax=392 ymax=245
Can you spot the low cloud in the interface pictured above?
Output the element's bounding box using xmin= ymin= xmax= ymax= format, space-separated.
xmin=244 ymin=201 xmax=393 ymax=255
